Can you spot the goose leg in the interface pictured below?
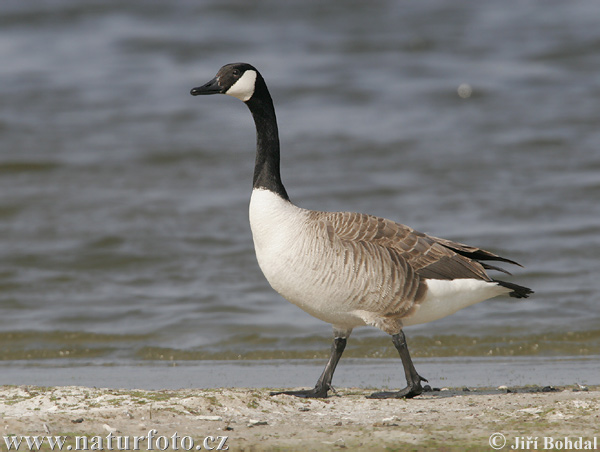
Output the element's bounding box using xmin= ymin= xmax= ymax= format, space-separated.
xmin=270 ymin=336 xmax=347 ymax=398
xmin=367 ymin=331 xmax=427 ymax=399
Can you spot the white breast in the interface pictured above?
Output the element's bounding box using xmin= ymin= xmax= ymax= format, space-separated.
xmin=248 ymin=189 xmax=367 ymax=329
xmin=248 ymin=189 xmax=308 ymax=283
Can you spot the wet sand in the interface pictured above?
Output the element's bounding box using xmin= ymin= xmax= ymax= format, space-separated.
xmin=2 ymin=384 xmax=598 ymax=451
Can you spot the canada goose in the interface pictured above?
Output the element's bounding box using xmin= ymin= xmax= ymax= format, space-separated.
xmin=190 ymin=63 xmax=533 ymax=399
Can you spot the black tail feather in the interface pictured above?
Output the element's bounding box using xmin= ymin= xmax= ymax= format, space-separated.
xmin=481 ymin=262 xmax=513 ymax=275
xmin=437 ymin=241 xmax=523 ymax=268
xmin=493 ymin=280 xmax=534 ymax=299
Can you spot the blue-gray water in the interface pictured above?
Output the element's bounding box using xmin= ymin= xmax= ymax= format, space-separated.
xmin=1 ymin=0 xmax=599 ymax=389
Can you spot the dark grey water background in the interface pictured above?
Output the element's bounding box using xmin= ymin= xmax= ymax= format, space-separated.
xmin=1 ymin=0 xmax=599 ymax=389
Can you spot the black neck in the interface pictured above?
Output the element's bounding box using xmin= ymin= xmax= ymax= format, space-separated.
xmin=245 ymin=76 xmax=289 ymax=201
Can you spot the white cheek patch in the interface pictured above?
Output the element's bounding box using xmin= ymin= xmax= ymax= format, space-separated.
xmin=225 ymin=70 xmax=257 ymax=101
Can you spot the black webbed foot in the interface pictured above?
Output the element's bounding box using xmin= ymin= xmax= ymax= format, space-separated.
xmin=270 ymin=385 xmax=330 ymax=399
xmin=367 ymin=383 xmax=423 ymax=399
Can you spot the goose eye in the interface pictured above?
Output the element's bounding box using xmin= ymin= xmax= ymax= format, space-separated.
xmin=232 ymin=69 xmax=241 ymax=77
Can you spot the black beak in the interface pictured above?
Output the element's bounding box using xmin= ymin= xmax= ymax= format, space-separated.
xmin=190 ymin=77 xmax=222 ymax=96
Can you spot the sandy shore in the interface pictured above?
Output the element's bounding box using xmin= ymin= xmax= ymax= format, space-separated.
xmin=2 ymin=384 xmax=598 ymax=451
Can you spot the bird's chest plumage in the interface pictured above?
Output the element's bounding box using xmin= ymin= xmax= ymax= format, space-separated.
xmin=249 ymin=189 xmax=314 ymax=295
xmin=248 ymin=189 xmax=356 ymax=322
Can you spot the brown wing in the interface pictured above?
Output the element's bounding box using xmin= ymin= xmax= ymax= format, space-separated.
xmin=313 ymin=210 xmax=512 ymax=282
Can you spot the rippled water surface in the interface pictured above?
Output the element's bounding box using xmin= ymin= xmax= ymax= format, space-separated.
xmin=1 ymin=0 xmax=599 ymax=388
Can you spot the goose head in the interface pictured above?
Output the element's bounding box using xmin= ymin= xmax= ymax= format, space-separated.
xmin=190 ymin=63 xmax=258 ymax=102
